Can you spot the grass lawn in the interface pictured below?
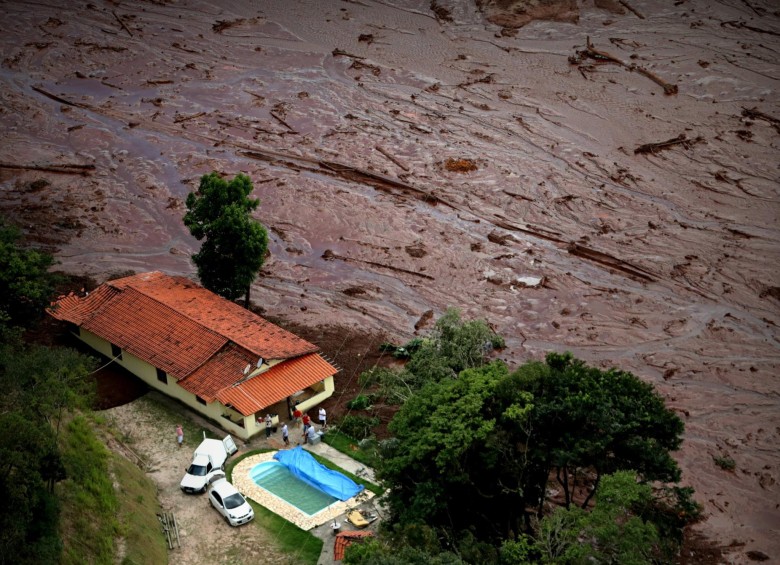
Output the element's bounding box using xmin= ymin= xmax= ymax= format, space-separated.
xmin=321 ymin=429 xmax=381 ymax=470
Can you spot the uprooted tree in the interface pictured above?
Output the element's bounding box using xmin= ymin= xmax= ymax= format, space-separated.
xmin=183 ymin=172 xmax=269 ymax=307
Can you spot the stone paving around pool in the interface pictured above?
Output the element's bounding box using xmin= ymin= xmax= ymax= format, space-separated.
xmin=232 ymin=452 xmax=375 ymax=531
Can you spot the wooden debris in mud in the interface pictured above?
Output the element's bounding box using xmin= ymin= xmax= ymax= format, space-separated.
xmin=374 ymin=145 xmax=409 ymax=171
xmin=722 ymin=20 xmax=780 ymax=37
xmin=212 ymin=19 xmax=245 ymax=34
xmin=742 ymin=107 xmax=780 ymax=133
xmin=350 ymin=60 xmax=381 ymax=76
xmin=174 ymin=111 xmax=205 ymax=124
xmin=322 ymin=249 xmax=434 ymax=280
xmin=269 ymin=111 xmax=297 ymax=133
xmin=112 ymin=10 xmax=133 ymax=37
xmin=332 ymin=48 xmax=365 ymax=60
xmin=0 ymin=162 xmax=95 ymax=175
xmin=31 ymin=86 xmax=87 ymax=109
xmin=618 ymin=0 xmax=645 ymax=19
xmin=569 ymin=37 xmax=678 ymax=95
xmin=634 ymin=133 xmax=704 ymax=155
xmin=443 ymin=158 xmax=478 ymax=173
xmin=567 ymin=243 xmax=655 ymax=282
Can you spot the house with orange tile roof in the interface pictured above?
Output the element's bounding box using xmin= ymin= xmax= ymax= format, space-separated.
xmin=48 ymin=271 xmax=337 ymax=440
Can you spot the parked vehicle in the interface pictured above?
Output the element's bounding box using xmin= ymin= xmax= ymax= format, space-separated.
xmin=206 ymin=471 xmax=254 ymax=526
xmin=180 ymin=434 xmax=238 ymax=493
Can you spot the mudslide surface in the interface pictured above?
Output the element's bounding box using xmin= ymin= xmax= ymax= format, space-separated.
xmin=1 ymin=1 xmax=778 ymax=561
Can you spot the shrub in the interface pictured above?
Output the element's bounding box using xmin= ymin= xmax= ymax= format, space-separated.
xmin=347 ymin=394 xmax=372 ymax=411
xmin=713 ymin=455 xmax=736 ymax=471
xmin=338 ymin=414 xmax=380 ymax=440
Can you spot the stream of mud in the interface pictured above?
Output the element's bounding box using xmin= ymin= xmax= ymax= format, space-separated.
xmin=1 ymin=1 xmax=778 ymax=561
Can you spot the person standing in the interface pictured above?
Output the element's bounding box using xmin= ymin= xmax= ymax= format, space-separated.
xmin=302 ymin=413 xmax=311 ymax=433
xmin=318 ymin=407 xmax=327 ymax=428
xmin=293 ymin=407 xmax=302 ymax=428
xmin=281 ymin=423 xmax=289 ymax=446
xmin=265 ymin=414 xmax=273 ymax=439
xmin=176 ymin=424 xmax=183 ymax=448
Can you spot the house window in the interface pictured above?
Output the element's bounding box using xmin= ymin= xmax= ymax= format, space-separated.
xmin=156 ymin=368 xmax=168 ymax=384
xmin=196 ymin=396 xmax=207 ymax=406
xmin=111 ymin=343 xmax=122 ymax=360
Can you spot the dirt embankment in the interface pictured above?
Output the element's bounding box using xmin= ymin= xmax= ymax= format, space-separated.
xmin=1 ymin=1 xmax=778 ymax=562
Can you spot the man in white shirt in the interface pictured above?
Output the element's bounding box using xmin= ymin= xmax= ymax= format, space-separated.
xmin=318 ymin=407 xmax=327 ymax=428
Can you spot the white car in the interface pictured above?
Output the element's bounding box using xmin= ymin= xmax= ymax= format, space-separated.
xmin=206 ymin=472 xmax=254 ymax=526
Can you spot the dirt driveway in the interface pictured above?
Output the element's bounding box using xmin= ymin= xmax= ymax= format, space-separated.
xmin=105 ymin=393 xmax=294 ymax=565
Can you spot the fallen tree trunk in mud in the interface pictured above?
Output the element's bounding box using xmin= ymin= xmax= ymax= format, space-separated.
xmin=618 ymin=0 xmax=645 ymax=19
xmin=567 ymin=243 xmax=655 ymax=281
xmin=322 ymin=249 xmax=435 ymax=280
xmin=0 ymin=162 xmax=95 ymax=175
xmin=374 ymin=145 xmax=410 ymax=171
xmin=634 ymin=133 xmax=704 ymax=154
xmin=742 ymin=107 xmax=780 ymax=133
xmin=31 ymin=85 xmax=92 ymax=110
xmin=569 ymin=38 xmax=678 ymax=95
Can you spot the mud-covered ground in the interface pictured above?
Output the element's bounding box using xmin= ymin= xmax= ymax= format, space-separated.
xmin=1 ymin=1 xmax=778 ymax=562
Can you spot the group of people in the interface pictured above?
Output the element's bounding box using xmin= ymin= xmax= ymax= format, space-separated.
xmin=259 ymin=405 xmax=327 ymax=446
xmin=174 ymin=406 xmax=328 ymax=448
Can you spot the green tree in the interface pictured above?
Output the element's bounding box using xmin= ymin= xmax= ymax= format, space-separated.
xmin=534 ymin=471 xmax=659 ymax=565
xmin=513 ymin=352 xmax=684 ymax=514
xmin=363 ymin=309 xmax=504 ymax=404
xmin=0 ymin=218 xmax=56 ymax=329
xmin=0 ymin=342 xmax=95 ymax=563
xmin=183 ymin=172 xmax=269 ymax=306
xmin=378 ymin=361 xmax=535 ymax=541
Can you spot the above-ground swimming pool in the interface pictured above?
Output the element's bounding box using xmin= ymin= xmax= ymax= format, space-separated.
xmin=249 ymin=461 xmax=338 ymax=516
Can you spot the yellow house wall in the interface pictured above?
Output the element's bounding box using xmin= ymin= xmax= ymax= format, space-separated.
xmin=77 ymin=329 xmax=255 ymax=440
xmin=75 ymin=330 xmax=336 ymax=441
xmin=295 ymin=376 xmax=335 ymax=414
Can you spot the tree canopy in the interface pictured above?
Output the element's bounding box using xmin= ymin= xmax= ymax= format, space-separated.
xmin=359 ymin=312 xmax=695 ymax=565
xmin=363 ymin=308 xmax=504 ymax=404
xmin=0 ymin=219 xmax=56 ymax=332
xmin=0 ymin=222 xmax=97 ymax=563
xmin=183 ymin=172 xmax=269 ymax=306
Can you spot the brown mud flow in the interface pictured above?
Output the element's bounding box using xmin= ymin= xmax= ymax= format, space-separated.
xmin=1 ymin=1 xmax=778 ymax=562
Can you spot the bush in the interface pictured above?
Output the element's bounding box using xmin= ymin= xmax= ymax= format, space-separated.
xmin=347 ymin=394 xmax=373 ymax=411
xmin=338 ymin=414 xmax=380 ymax=440
xmin=713 ymin=455 xmax=736 ymax=471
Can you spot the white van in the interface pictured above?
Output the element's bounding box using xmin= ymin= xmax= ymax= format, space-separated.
xmin=180 ymin=435 xmax=238 ymax=494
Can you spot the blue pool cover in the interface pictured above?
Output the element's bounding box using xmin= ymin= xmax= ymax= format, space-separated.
xmin=273 ymin=446 xmax=364 ymax=501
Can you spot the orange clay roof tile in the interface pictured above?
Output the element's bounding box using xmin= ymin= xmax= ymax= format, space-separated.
xmin=47 ymin=272 xmax=336 ymax=412
xmin=334 ymin=530 xmax=374 ymax=561
xmin=215 ymin=353 xmax=338 ymax=416
xmin=177 ymin=342 xmax=255 ymax=402
xmin=82 ymin=287 xmax=226 ymax=379
xmin=48 ymin=285 xmax=120 ymax=325
xmin=107 ymin=271 xmax=318 ymax=360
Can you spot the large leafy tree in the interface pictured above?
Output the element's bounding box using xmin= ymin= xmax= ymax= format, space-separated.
xmin=533 ymin=471 xmax=659 ymax=565
xmin=513 ymin=352 xmax=684 ymax=513
xmin=379 ymin=361 xmax=535 ymax=541
xmin=183 ymin=172 xmax=269 ymax=306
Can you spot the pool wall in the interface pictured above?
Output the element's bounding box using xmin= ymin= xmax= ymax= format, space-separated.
xmin=232 ymin=452 xmax=375 ymax=531
xmin=249 ymin=461 xmax=338 ymax=516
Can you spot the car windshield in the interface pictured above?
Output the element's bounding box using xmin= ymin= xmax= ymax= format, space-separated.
xmin=186 ymin=464 xmax=208 ymax=476
xmin=223 ymin=493 xmax=246 ymax=509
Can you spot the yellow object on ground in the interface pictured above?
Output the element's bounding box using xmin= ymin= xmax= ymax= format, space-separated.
xmin=346 ymin=510 xmax=370 ymax=528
